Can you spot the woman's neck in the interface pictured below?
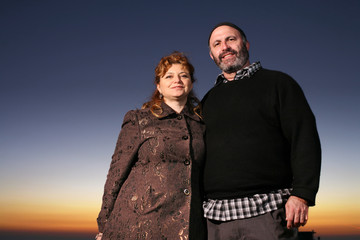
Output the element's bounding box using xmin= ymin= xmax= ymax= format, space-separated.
xmin=163 ymin=98 xmax=187 ymax=114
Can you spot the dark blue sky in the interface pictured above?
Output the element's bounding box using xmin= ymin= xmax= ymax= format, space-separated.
xmin=1 ymin=0 xmax=360 ymax=235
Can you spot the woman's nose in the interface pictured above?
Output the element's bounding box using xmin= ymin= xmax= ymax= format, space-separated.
xmin=174 ymin=75 xmax=182 ymax=83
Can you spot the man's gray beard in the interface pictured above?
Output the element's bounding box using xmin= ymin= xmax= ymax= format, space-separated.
xmin=217 ymin=46 xmax=249 ymax=74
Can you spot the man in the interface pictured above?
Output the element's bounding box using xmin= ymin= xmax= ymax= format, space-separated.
xmin=202 ymin=22 xmax=321 ymax=239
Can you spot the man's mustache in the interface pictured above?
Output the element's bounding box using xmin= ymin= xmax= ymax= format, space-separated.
xmin=219 ymin=48 xmax=238 ymax=60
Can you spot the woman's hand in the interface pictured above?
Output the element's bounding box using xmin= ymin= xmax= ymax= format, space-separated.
xmin=95 ymin=233 xmax=103 ymax=240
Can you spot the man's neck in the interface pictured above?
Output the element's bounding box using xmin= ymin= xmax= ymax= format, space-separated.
xmin=223 ymin=61 xmax=251 ymax=81
xmin=223 ymin=72 xmax=236 ymax=81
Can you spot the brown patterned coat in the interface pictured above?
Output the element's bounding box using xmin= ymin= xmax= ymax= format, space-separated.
xmin=97 ymin=103 xmax=206 ymax=239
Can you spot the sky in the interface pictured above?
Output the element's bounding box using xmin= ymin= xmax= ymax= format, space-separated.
xmin=1 ymin=0 xmax=360 ymax=239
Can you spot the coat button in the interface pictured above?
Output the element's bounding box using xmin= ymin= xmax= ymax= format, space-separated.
xmin=184 ymin=159 xmax=190 ymax=165
xmin=182 ymin=135 xmax=188 ymax=140
xmin=177 ymin=115 xmax=183 ymax=120
xmin=183 ymin=189 xmax=190 ymax=196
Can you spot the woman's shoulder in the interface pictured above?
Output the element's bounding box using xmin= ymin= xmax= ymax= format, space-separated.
xmin=122 ymin=108 xmax=155 ymax=125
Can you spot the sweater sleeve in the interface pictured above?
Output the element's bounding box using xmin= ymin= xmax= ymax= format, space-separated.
xmin=277 ymin=76 xmax=321 ymax=206
xmin=97 ymin=110 xmax=141 ymax=232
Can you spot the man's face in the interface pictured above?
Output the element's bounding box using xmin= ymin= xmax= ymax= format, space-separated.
xmin=209 ymin=25 xmax=249 ymax=74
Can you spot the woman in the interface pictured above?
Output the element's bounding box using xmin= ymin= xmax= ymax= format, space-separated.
xmin=96 ymin=52 xmax=206 ymax=239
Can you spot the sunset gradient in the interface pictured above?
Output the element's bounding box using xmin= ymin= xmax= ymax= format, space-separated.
xmin=1 ymin=0 xmax=359 ymax=239
xmin=1 ymin=191 xmax=359 ymax=236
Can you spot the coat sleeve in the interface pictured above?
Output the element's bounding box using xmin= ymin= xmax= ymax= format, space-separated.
xmin=277 ymin=75 xmax=321 ymax=206
xmin=97 ymin=110 xmax=141 ymax=232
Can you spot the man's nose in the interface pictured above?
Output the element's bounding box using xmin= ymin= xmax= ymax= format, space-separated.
xmin=221 ymin=42 xmax=230 ymax=50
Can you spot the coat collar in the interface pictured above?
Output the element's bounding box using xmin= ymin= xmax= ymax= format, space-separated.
xmin=159 ymin=101 xmax=202 ymax=122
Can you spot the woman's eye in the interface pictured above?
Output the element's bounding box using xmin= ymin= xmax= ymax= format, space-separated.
xmin=165 ymin=75 xmax=172 ymax=79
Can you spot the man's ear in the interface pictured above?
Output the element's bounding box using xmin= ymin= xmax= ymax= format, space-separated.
xmin=209 ymin=51 xmax=214 ymax=60
xmin=246 ymin=41 xmax=250 ymax=51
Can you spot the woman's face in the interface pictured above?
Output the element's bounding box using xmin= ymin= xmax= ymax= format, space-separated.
xmin=157 ymin=63 xmax=193 ymax=103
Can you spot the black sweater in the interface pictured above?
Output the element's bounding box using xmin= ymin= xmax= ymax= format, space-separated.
xmin=202 ymin=68 xmax=321 ymax=206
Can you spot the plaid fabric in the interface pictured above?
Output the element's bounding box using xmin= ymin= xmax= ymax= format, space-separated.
xmin=215 ymin=61 xmax=262 ymax=85
xmin=203 ymin=189 xmax=291 ymax=221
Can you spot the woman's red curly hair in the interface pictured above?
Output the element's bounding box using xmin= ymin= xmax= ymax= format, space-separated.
xmin=142 ymin=51 xmax=201 ymax=118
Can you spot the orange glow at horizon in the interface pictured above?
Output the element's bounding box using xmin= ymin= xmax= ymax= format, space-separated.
xmin=1 ymin=197 xmax=359 ymax=236
xmin=302 ymin=222 xmax=360 ymax=236
xmin=0 ymin=200 xmax=99 ymax=233
xmin=300 ymin=203 xmax=360 ymax=236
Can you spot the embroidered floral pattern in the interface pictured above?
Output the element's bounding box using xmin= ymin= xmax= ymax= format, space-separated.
xmin=97 ymin=103 xmax=206 ymax=239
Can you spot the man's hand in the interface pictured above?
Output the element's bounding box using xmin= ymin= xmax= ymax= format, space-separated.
xmin=285 ymin=196 xmax=309 ymax=229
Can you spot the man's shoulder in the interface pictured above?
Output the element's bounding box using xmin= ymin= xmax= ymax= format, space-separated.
xmin=201 ymin=85 xmax=220 ymax=105
xmin=201 ymin=68 xmax=296 ymax=103
xmin=256 ymin=68 xmax=293 ymax=79
xmin=255 ymin=68 xmax=298 ymax=86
